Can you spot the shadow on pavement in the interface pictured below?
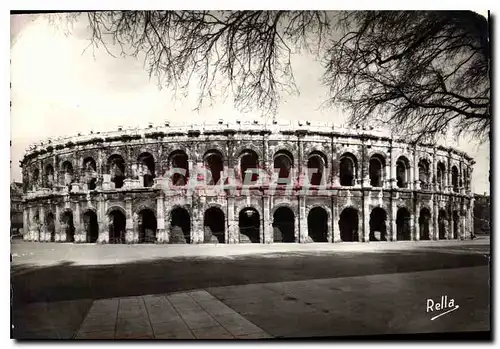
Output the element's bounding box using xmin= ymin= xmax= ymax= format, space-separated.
xmin=11 ymin=249 xmax=489 ymax=305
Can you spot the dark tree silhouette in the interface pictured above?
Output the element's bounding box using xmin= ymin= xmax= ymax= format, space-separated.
xmin=78 ymin=10 xmax=489 ymax=142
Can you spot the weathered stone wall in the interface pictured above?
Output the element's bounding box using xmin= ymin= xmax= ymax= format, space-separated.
xmin=20 ymin=121 xmax=476 ymax=244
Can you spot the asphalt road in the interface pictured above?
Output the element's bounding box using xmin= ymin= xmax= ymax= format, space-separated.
xmin=11 ymin=241 xmax=490 ymax=305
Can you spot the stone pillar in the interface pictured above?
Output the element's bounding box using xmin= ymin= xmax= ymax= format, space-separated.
xmin=384 ymin=162 xmax=391 ymax=189
xmin=227 ymin=196 xmax=237 ymax=244
xmin=191 ymin=196 xmax=203 ymax=244
xmin=156 ymin=194 xmax=167 ymax=243
xmin=54 ymin=205 xmax=61 ymax=241
xmin=298 ymin=196 xmax=307 ymax=243
xmin=362 ymin=195 xmax=370 ymax=242
xmin=414 ymin=201 xmax=420 ymax=241
xmin=74 ymin=201 xmax=82 ymax=242
xmin=263 ymin=195 xmax=272 ymax=244
xmin=22 ymin=206 xmax=29 ymax=240
xmin=332 ymin=156 xmax=340 ymax=187
xmin=332 ymin=202 xmax=340 ymax=242
xmin=433 ymin=203 xmax=439 ymax=240
xmin=125 ymin=198 xmax=134 ymax=243
xmin=97 ymin=197 xmax=108 ymax=243
xmin=391 ymin=201 xmax=397 ymax=241
xmin=469 ymin=197 xmax=475 ymax=238
xmin=39 ymin=205 xmax=47 ymax=242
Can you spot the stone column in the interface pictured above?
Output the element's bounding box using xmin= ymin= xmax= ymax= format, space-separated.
xmin=22 ymin=206 xmax=29 ymax=240
xmin=74 ymin=201 xmax=82 ymax=242
xmin=298 ymin=196 xmax=307 ymax=243
xmin=263 ymin=195 xmax=272 ymax=244
xmin=332 ymin=156 xmax=340 ymax=187
xmin=55 ymin=205 xmax=61 ymax=241
xmin=332 ymin=202 xmax=340 ymax=242
xmin=391 ymin=201 xmax=397 ymax=241
xmin=384 ymin=162 xmax=391 ymax=189
xmin=362 ymin=194 xmax=370 ymax=242
xmin=125 ymin=198 xmax=134 ymax=243
xmin=433 ymin=203 xmax=439 ymax=240
xmin=469 ymin=197 xmax=475 ymax=238
xmin=227 ymin=196 xmax=237 ymax=244
xmin=39 ymin=205 xmax=46 ymax=242
xmin=97 ymin=197 xmax=108 ymax=243
xmin=156 ymin=194 xmax=167 ymax=243
xmin=361 ymin=144 xmax=370 ymax=188
xmin=191 ymin=196 xmax=203 ymax=244
xmin=414 ymin=201 xmax=420 ymax=241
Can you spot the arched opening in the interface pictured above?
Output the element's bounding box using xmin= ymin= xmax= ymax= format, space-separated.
xmin=370 ymin=207 xmax=388 ymax=241
xmin=204 ymin=207 xmax=226 ymax=243
xmin=60 ymin=211 xmax=75 ymax=242
xmin=32 ymin=168 xmax=40 ymax=190
xmin=438 ymin=209 xmax=448 ymax=240
xmin=339 ymin=153 xmax=357 ymax=186
xmin=46 ymin=212 xmax=55 ymax=242
xmin=61 ymin=161 xmax=74 ymax=187
xmin=169 ymin=207 xmax=191 ymax=244
xmin=108 ymin=209 xmax=126 ymax=244
xmin=396 ymin=156 xmax=410 ymax=188
xmin=238 ymin=208 xmax=260 ymax=243
xmin=169 ymin=150 xmax=189 ymax=186
xmin=418 ymin=159 xmax=430 ymax=190
xmin=240 ymin=150 xmax=259 ymax=185
xmin=436 ymin=162 xmax=446 ymax=191
xmin=369 ymin=155 xmax=385 ymax=187
xmin=44 ymin=164 xmax=55 ymax=188
xmin=339 ymin=208 xmax=359 ymax=242
xmin=452 ymin=166 xmax=459 ymax=192
xmin=137 ymin=153 xmax=155 ymax=187
xmin=419 ymin=208 xmax=432 ymax=240
xmin=273 ymin=207 xmax=295 ymax=242
xmin=108 ymin=155 xmax=126 ymax=189
xmin=452 ymin=210 xmax=460 ymax=239
xmin=204 ymin=150 xmax=224 ymax=185
xmin=396 ymin=208 xmax=411 ymax=241
xmin=308 ymin=207 xmax=328 ymax=242
xmin=138 ymin=209 xmax=157 ymax=243
xmin=307 ymin=152 xmax=327 ymax=186
xmin=83 ymin=157 xmax=98 ymax=190
xmin=83 ymin=210 xmax=99 ymax=243
xmin=273 ymin=150 xmax=294 ymax=185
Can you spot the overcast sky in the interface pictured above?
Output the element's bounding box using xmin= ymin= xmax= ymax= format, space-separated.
xmin=10 ymin=13 xmax=490 ymax=194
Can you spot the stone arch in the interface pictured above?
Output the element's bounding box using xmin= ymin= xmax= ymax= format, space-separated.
xmin=168 ymin=149 xmax=190 ymax=186
xmin=451 ymin=165 xmax=459 ymax=192
xmin=307 ymin=206 xmax=329 ymax=242
xmin=31 ymin=167 xmax=40 ymax=190
xmin=60 ymin=160 xmax=74 ymax=186
xmin=107 ymin=154 xmax=126 ymax=189
xmin=339 ymin=206 xmax=359 ymax=242
xmin=44 ymin=163 xmax=55 ymax=188
xmin=203 ymin=206 xmax=226 ymax=243
xmin=46 ymin=211 xmax=56 ymax=242
xmin=396 ymin=207 xmax=411 ymax=241
xmin=59 ymin=209 xmax=75 ymax=242
xmin=82 ymin=209 xmax=99 ymax=243
xmin=107 ymin=206 xmax=126 ymax=244
xmin=273 ymin=206 xmax=295 ymax=243
xmin=369 ymin=154 xmax=386 ymax=187
xmin=339 ymin=152 xmax=358 ymax=186
xmin=419 ymin=207 xmax=432 ymax=240
xmin=418 ymin=158 xmax=431 ymax=189
xmin=396 ymin=156 xmax=411 ymax=189
xmin=452 ymin=210 xmax=460 ymax=239
xmin=233 ymin=144 xmax=263 ymax=161
xmin=436 ymin=161 xmax=446 ymax=191
xmin=137 ymin=152 xmax=156 ymax=187
xmin=370 ymin=206 xmax=388 ymax=241
xmin=307 ymin=151 xmax=328 ymax=186
xmin=168 ymin=206 xmax=191 ymax=244
xmin=239 ymin=149 xmax=260 ymax=184
xmin=238 ymin=207 xmax=261 ymax=243
xmin=203 ymin=149 xmax=225 ymax=185
xmin=137 ymin=208 xmax=157 ymax=243
xmin=273 ymin=149 xmax=294 ymax=185
xmin=438 ymin=209 xmax=449 ymax=240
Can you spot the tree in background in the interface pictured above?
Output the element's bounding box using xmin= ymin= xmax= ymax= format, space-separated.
xmin=79 ymin=10 xmax=489 ymax=143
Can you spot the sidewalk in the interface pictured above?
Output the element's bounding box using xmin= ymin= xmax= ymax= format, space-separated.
xmin=12 ymin=265 xmax=490 ymax=339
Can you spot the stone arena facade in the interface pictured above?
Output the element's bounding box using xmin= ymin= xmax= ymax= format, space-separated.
xmin=20 ymin=120 xmax=475 ymax=244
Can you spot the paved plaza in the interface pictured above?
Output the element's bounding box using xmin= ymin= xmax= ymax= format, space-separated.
xmin=11 ymin=238 xmax=491 ymax=339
